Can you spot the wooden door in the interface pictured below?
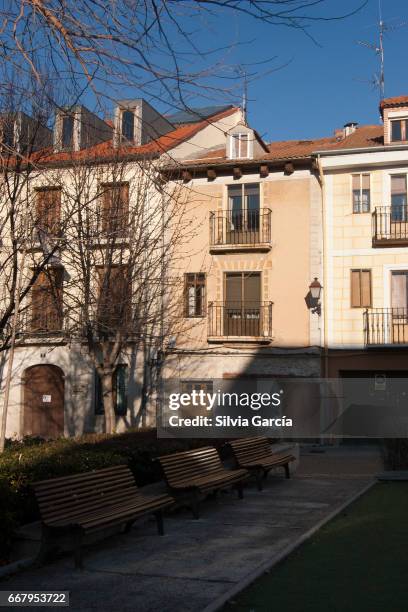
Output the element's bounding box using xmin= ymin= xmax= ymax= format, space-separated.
xmin=23 ymin=365 xmax=64 ymax=438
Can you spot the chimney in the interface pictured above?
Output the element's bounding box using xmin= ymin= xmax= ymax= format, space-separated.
xmin=343 ymin=122 xmax=358 ymax=137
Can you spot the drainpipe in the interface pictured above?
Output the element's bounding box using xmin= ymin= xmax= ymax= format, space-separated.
xmin=315 ymin=154 xmax=330 ymax=446
xmin=315 ymin=154 xmax=329 ymax=380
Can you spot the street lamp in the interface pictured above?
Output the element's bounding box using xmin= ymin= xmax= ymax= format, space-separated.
xmin=309 ymin=278 xmax=322 ymax=300
xmin=308 ymin=278 xmax=323 ymax=315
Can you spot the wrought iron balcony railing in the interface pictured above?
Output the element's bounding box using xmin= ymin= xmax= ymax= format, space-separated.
xmin=209 ymin=209 xmax=272 ymax=250
xmin=372 ymin=206 xmax=408 ymax=246
xmin=364 ymin=308 xmax=408 ymax=345
xmin=208 ymin=301 xmax=273 ymax=339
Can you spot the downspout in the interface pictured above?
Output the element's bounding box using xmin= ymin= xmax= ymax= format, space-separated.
xmin=315 ymin=154 xmax=329 ymax=380
xmin=315 ymin=154 xmax=330 ymax=446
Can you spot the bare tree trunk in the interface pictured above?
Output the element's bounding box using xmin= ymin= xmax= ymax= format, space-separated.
xmin=101 ymin=369 xmax=115 ymax=435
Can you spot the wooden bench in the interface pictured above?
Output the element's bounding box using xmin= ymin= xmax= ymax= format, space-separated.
xmin=32 ymin=464 xmax=173 ymax=569
xmin=228 ymin=437 xmax=295 ymax=490
xmin=157 ymin=446 xmax=248 ymax=518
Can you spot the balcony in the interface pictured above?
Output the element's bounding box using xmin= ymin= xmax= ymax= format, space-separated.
xmin=364 ymin=308 xmax=408 ymax=346
xmin=209 ymin=209 xmax=272 ymax=253
xmin=372 ymin=206 xmax=408 ymax=247
xmin=15 ymin=309 xmax=66 ymax=341
xmin=208 ymin=301 xmax=273 ymax=342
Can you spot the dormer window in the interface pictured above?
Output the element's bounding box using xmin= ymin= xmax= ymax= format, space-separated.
xmin=121 ymin=110 xmax=134 ymax=141
xmin=391 ymin=118 xmax=408 ymax=142
xmin=230 ymin=133 xmax=250 ymax=159
xmin=62 ymin=115 xmax=74 ymax=149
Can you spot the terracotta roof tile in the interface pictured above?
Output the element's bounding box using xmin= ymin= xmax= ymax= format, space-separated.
xmin=180 ymin=125 xmax=385 ymax=167
xmin=380 ymin=95 xmax=408 ymax=116
xmin=30 ymin=106 xmax=239 ymax=165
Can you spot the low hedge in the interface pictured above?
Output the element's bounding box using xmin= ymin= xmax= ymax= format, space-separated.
xmin=0 ymin=430 xmax=228 ymax=563
xmin=382 ymin=439 xmax=408 ymax=470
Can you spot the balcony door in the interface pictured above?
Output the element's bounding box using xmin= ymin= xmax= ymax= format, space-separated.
xmin=391 ymin=271 xmax=408 ymax=343
xmin=224 ymin=272 xmax=261 ymax=336
xmin=227 ymin=184 xmax=260 ymax=244
xmin=391 ymin=175 xmax=407 ymax=223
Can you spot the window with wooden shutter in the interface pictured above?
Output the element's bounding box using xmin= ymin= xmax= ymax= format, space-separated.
xmin=391 ymin=175 xmax=407 ymax=222
xmin=97 ymin=265 xmax=131 ymax=330
xmin=35 ymin=188 xmax=62 ymax=236
xmin=350 ymin=269 xmax=371 ymax=308
xmin=100 ymin=183 xmax=129 ymax=237
xmin=184 ymin=273 xmax=205 ymax=317
xmin=31 ymin=267 xmax=64 ymax=332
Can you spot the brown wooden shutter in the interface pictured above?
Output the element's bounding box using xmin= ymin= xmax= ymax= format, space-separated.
xmin=243 ymin=272 xmax=261 ymax=304
xmin=225 ymin=273 xmax=242 ymax=306
xmin=360 ymin=270 xmax=371 ymax=307
xmin=352 ymin=175 xmax=360 ymax=191
xmin=351 ymin=270 xmax=371 ymax=307
xmin=361 ymin=174 xmax=370 ymax=190
xmin=97 ymin=265 xmax=130 ymax=328
xmin=36 ymin=189 xmax=61 ymax=235
xmin=31 ymin=268 xmax=63 ymax=331
xmin=351 ymin=270 xmax=361 ymax=307
xmin=101 ymin=183 xmax=129 ymax=235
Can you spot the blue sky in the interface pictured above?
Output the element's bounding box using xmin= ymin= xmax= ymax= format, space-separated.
xmin=74 ymin=0 xmax=408 ymax=144
xmin=228 ymin=0 xmax=408 ymax=141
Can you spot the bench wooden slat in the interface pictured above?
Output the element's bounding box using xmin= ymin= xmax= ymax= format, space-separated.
xmin=32 ymin=465 xmax=173 ymax=568
xmin=157 ymin=446 xmax=248 ymax=518
xmin=227 ymin=437 xmax=295 ymax=490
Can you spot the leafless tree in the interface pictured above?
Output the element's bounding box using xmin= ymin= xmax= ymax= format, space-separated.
xmin=46 ymin=151 xmax=199 ymax=434
xmin=0 ymin=1 xmax=367 ymax=117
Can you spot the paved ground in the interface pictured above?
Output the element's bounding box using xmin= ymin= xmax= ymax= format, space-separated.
xmin=2 ymin=445 xmax=382 ymax=612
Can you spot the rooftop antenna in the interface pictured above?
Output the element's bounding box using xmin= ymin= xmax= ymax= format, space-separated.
xmin=357 ymin=0 xmax=408 ymax=104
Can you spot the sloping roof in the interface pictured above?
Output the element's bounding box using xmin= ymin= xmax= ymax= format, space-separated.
xmin=179 ymin=125 xmax=385 ymax=167
xmin=165 ymin=105 xmax=234 ymax=125
xmin=30 ymin=106 xmax=239 ymax=166
xmin=380 ymin=95 xmax=408 ymax=116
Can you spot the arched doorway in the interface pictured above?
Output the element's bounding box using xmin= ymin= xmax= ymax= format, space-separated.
xmin=23 ymin=365 xmax=65 ymax=438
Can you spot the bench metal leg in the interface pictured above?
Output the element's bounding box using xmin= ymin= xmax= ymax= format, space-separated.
xmin=124 ymin=520 xmax=134 ymax=533
xmin=191 ymin=494 xmax=200 ymax=519
xmin=154 ymin=510 xmax=164 ymax=535
xmin=255 ymin=471 xmax=263 ymax=491
xmin=284 ymin=463 xmax=291 ymax=479
xmin=74 ymin=530 xmax=84 ymax=570
xmin=36 ymin=525 xmax=55 ymax=566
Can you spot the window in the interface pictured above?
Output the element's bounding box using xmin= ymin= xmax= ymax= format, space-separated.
xmin=94 ymin=365 xmax=128 ymax=416
xmin=31 ymin=267 xmax=64 ymax=332
xmin=350 ymin=269 xmax=371 ymax=308
xmin=97 ymin=265 xmax=131 ymax=329
xmin=230 ymin=133 xmax=251 ymax=159
xmin=391 ymin=174 xmax=407 ymax=221
xmin=35 ymin=188 xmax=62 ymax=236
xmin=122 ymin=110 xmax=134 ymax=141
xmin=184 ymin=273 xmax=205 ymax=317
xmin=391 ymin=119 xmax=408 ymax=142
xmin=224 ymin=272 xmax=261 ymax=336
xmin=61 ymin=115 xmax=74 ymax=149
xmin=227 ymin=183 xmax=260 ymax=235
xmin=100 ymin=182 xmax=129 ymax=236
xmin=391 ymin=271 xmax=408 ymax=311
xmin=352 ymin=174 xmax=370 ymax=213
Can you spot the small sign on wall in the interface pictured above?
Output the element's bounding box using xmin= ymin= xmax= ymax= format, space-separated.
xmin=42 ymin=395 xmax=52 ymax=403
xmin=374 ymin=374 xmax=386 ymax=391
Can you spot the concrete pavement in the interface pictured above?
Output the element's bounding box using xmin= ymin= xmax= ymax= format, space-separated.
xmin=2 ymin=445 xmax=382 ymax=612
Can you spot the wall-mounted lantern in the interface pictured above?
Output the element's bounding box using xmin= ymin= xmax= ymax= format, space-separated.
xmin=306 ymin=278 xmax=323 ymax=315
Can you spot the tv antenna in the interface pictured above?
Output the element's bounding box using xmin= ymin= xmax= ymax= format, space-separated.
xmin=357 ymin=0 xmax=408 ymax=103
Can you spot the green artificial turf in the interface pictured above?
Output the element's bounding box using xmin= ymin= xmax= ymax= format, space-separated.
xmin=224 ymin=482 xmax=408 ymax=612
